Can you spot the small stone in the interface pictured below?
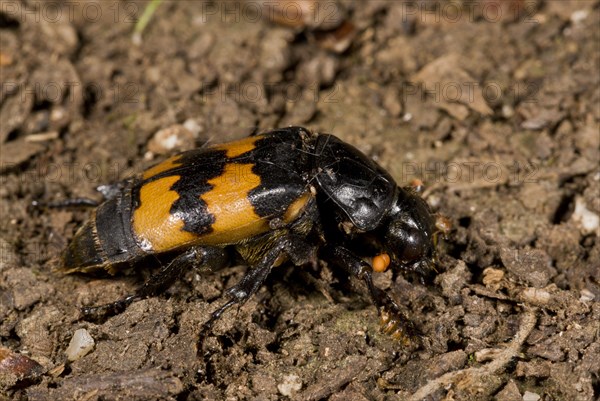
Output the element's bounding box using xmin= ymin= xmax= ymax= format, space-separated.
xmin=520 ymin=288 xmax=552 ymax=305
xmin=502 ymin=104 xmax=515 ymax=118
xmin=147 ymin=125 xmax=195 ymax=155
xmin=482 ymin=267 xmax=505 ymax=288
xmin=495 ymin=380 xmax=521 ymax=401
xmin=182 ymin=119 xmax=203 ymax=138
xmin=523 ymin=391 xmax=541 ymax=401
xmin=277 ymin=374 xmax=302 ymax=397
xmin=65 ymin=329 xmax=95 ymax=361
xmin=570 ymin=9 xmax=589 ymax=24
xmin=572 ymin=196 xmax=599 ymax=234
xmin=521 ymin=117 xmax=548 ymax=130
xmin=579 ymin=289 xmax=595 ymax=302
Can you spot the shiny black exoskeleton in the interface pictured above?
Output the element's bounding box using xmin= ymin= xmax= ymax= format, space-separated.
xmin=55 ymin=127 xmax=442 ymax=343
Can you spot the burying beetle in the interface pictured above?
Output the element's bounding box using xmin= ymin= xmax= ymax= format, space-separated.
xmin=50 ymin=127 xmax=448 ymax=343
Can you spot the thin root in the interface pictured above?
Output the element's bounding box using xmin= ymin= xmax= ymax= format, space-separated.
xmin=379 ymin=308 xmax=538 ymax=400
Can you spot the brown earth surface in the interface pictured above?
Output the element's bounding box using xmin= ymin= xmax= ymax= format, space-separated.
xmin=1 ymin=1 xmax=599 ymax=400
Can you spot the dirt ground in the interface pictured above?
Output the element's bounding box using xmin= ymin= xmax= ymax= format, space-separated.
xmin=1 ymin=0 xmax=599 ymax=400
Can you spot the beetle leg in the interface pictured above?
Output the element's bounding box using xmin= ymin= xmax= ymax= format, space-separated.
xmin=82 ymin=247 xmax=226 ymax=319
xmin=201 ymin=235 xmax=314 ymax=334
xmin=201 ymin=262 xmax=272 ymax=333
xmin=321 ymin=245 xmax=418 ymax=343
xmin=32 ymin=180 xmax=132 ymax=210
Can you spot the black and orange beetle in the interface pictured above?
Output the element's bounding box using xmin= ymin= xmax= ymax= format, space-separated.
xmin=56 ymin=127 xmax=445 ymax=342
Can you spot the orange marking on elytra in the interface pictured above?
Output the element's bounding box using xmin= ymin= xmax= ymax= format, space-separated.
xmin=214 ymin=136 xmax=260 ymax=158
xmin=132 ymin=175 xmax=198 ymax=252
xmin=142 ymin=155 xmax=183 ymax=180
xmin=199 ymin=163 xmax=267 ymax=245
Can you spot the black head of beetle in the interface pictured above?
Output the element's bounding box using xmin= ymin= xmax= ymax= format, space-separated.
xmin=313 ymin=133 xmax=438 ymax=276
xmin=381 ymin=187 xmax=437 ymax=275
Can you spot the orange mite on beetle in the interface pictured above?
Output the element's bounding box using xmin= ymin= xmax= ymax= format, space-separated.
xmin=48 ymin=127 xmax=447 ymax=342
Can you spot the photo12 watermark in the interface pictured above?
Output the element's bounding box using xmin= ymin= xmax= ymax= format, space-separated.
xmin=397 ymin=161 xmax=539 ymax=187
xmin=1 ymin=161 xmax=125 ymax=185
xmin=0 ymin=240 xmax=64 ymax=266
xmin=400 ymin=80 xmax=541 ymax=106
xmin=399 ymin=1 xmax=539 ymax=24
xmin=0 ymin=1 xmax=140 ymax=24
xmin=198 ymin=81 xmax=340 ymax=104
xmin=0 ymin=1 xmax=540 ymax=27
xmin=198 ymin=0 xmax=341 ymax=25
xmin=1 ymin=81 xmax=141 ymax=106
